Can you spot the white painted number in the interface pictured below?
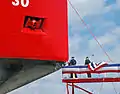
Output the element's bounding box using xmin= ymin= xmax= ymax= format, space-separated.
xmin=21 ymin=0 xmax=29 ymax=7
xmin=12 ymin=0 xmax=19 ymax=6
xmin=12 ymin=0 xmax=29 ymax=7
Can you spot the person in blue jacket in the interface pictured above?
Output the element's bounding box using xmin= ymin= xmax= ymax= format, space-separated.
xmin=69 ymin=57 xmax=77 ymax=78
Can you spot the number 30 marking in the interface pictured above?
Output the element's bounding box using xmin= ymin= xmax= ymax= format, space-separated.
xmin=12 ymin=0 xmax=29 ymax=7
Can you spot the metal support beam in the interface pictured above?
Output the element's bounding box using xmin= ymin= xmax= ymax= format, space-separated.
xmin=68 ymin=83 xmax=92 ymax=94
xmin=66 ymin=83 xmax=69 ymax=94
xmin=72 ymin=83 xmax=74 ymax=94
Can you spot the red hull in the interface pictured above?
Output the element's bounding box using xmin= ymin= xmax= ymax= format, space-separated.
xmin=0 ymin=0 xmax=68 ymax=61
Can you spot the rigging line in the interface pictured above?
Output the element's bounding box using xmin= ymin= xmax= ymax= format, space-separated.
xmin=98 ymin=80 xmax=103 ymax=94
xmin=68 ymin=0 xmax=113 ymax=62
xmin=112 ymin=82 xmax=117 ymax=94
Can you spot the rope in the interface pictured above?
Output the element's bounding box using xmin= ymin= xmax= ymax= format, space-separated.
xmin=98 ymin=82 xmax=103 ymax=94
xmin=68 ymin=0 xmax=113 ymax=62
xmin=112 ymin=82 xmax=117 ymax=94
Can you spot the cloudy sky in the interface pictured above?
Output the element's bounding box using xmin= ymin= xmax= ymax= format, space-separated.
xmin=8 ymin=0 xmax=120 ymax=94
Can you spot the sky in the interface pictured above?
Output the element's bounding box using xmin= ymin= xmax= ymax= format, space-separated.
xmin=8 ymin=0 xmax=120 ymax=94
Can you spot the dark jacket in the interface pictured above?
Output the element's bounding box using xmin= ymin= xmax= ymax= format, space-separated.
xmin=70 ymin=59 xmax=77 ymax=65
xmin=85 ymin=59 xmax=91 ymax=65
